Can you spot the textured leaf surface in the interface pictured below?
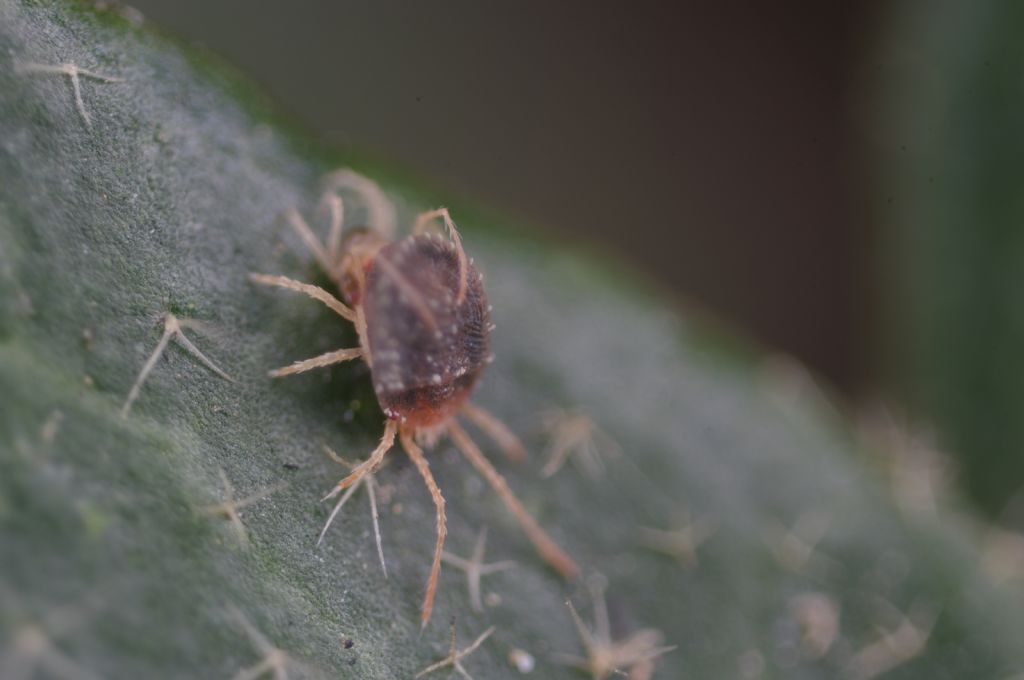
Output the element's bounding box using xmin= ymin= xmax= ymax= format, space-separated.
xmin=2 ymin=2 xmax=1024 ymax=678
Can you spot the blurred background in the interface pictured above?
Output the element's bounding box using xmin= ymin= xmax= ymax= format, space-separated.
xmin=126 ymin=0 xmax=1024 ymax=527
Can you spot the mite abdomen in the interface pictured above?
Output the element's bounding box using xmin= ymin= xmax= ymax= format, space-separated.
xmin=362 ymin=233 xmax=491 ymax=427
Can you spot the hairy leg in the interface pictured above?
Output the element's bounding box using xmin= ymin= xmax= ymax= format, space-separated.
xmin=283 ymin=207 xmax=331 ymax=274
xmin=322 ymin=169 xmax=397 ymax=239
xmin=400 ymin=427 xmax=447 ymax=628
xmin=322 ymin=420 xmax=397 ymax=501
xmin=460 ymin=402 xmax=527 ymax=463
xmin=267 ymin=347 xmax=362 ymax=378
xmin=248 ymin=273 xmax=355 ymax=322
xmin=319 ymin=193 xmax=345 ymax=265
xmin=448 ymin=421 xmax=579 ymax=579
xmin=412 ymin=207 xmax=468 ymax=304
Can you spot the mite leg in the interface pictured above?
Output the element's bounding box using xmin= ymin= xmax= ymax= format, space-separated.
xmin=322 ymin=420 xmax=397 ymax=501
xmin=267 ymin=347 xmax=362 ymax=378
xmin=283 ymin=207 xmax=332 ymax=274
xmin=448 ymin=421 xmax=579 ymax=579
xmin=412 ymin=207 xmax=468 ymax=304
xmin=283 ymin=192 xmax=346 ymax=277
xmin=459 ymin=402 xmax=527 ymax=463
xmin=372 ymin=256 xmax=439 ymax=330
xmin=318 ymin=192 xmax=345 ymax=265
xmin=400 ymin=427 xmax=447 ymax=628
xmin=248 ymin=273 xmax=356 ymax=322
xmin=353 ymin=306 xmax=372 ymax=364
xmin=322 ymin=168 xmax=397 ymax=238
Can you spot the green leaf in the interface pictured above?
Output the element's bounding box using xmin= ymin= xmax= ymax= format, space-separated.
xmin=871 ymin=0 xmax=1024 ymax=517
xmin=2 ymin=1 xmax=1023 ymax=678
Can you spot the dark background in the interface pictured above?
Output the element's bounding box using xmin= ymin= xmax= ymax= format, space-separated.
xmin=126 ymin=0 xmax=881 ymax=394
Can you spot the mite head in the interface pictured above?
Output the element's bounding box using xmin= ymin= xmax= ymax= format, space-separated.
xmin=335 ymin=227 xmax=389 ymax=307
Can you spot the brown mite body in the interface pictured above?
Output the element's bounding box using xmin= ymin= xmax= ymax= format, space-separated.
xmin=363 ymin=234 xmax=491 ymax=427
xmin=251 ymin=171 xmax=578 ymax=628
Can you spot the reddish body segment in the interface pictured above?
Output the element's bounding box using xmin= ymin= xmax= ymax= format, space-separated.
xmin=362 ymin=234 xmax=491 ymax=427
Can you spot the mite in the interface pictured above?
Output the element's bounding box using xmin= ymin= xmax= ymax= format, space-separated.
xmin=251 ymin=169 xmax=579 ymax=626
